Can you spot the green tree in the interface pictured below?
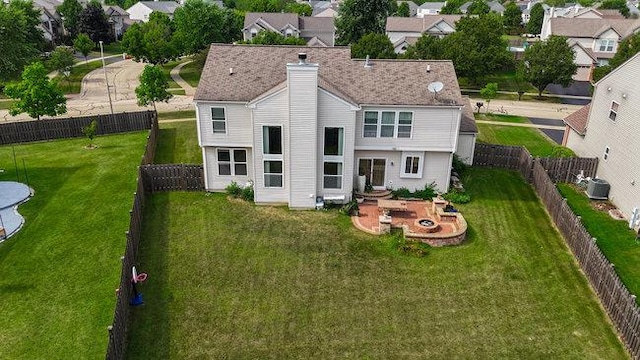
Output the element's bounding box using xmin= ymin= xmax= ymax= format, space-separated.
xmin=401 ymin=34 xmax=444 ymax=59
xmin=522 ymin=35 xmax=577 ymax=96
xmin=220 ymin=9 xmax=244 ymax=43
xmin=4 ymin=62 xmax=67 ymax=120
xmin=121 ymin=12 xmax=178 ymax=64
xmin=503 ymin=2 xmax=523 ymax=35
xmin=73 ymin=33 xmax=95 ymax=63
xmin=135 ymin=64 xmax=172 ymax=112
xmin=82 ymin=119 xmax=98 ymax=147
xmin=0 ymin=0 xmax=45 ymax=82
xmin=467 ymin=0 xmax=490 ymax=15
xmin=480 ymin=82 xmax=498 ymax=111
xmin=335 ymin=0 xmax=397 ymax=45
xmin=173 ymin=0 xmax=224 ymax=56
xmin=57 ymin=0 xmax=83 ymax=38
xmin=441 ymin=13 xmax=513 ymax=82
xmin=240 ymin=31 xmax=307 ymax=45
xmin=284 ymin=2 xmax=312 ymax=16
xmin=599 ymin=0 xmax=629 ymax=17
xmin=526 ymin=3 xmax=544 ymax=34
xmin=351 ymin=33 xmax=396 ymax=59
xmin=48 ymin=46 xmax=76 ymax=79
xmin=396 ymin=1 xmax=411 ymax=16
xmin=123 ymin=0 xmax=138 ymax=9
xmin=440 ymin=0 xmax=463 ymax=14
xmin=78 ymin=2 xmax=113 ymax=44
xmin=104 ymin=0 xmax=125 ymax=8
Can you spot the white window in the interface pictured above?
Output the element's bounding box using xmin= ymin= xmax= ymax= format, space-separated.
xmin=250 ymin=28 xmax=258 ymax=38
xmin=217 ymin=149 xmax=247 ymax=176
xmin=211 ymin=107 xmax=226 ymax=134
xmin=598 ymin=39 xmax=615 ymax=52
xmin=285 ymin=29 xmax=293 ymax=37
xmin=362 ymin=111 xmax=413 ymax=138
xmin=263 ymin=126 xmax=283 ymax=187
xmin=603 ymin=146 xmax=610 ymax=161
xmin=323 ymin=127 xmax=344 ymax=189
xmin=609 ymin=101 xmax=619 ymax=121
xmin=400 ymin=152 xmax=424 ymax=178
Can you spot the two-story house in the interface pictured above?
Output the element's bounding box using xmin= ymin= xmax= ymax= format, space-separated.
xmin=126 ymin=1 xmax=180 ymax=22
xmin=103 ymin=5 xmax=130 ymax=41
xmin=386 ymin=15 xmax=462 ymax=53
xmin=417 ymin=2 xmax=445 ymax=17
xmin=243 ymin=12 xmax=335 ymax=46
xmin=193 ymin=45 xmax=476 ymax=209
xmin=563 ymin=52 xmax=640 ymax=223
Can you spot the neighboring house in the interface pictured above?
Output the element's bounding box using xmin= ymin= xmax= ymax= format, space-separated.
xmin=386 ymin=15 xmax=462 ymax=53
xmin=243 ymin=12 xmax=335 ymax=46
xmin=103 ymin=5 xmax=131 ymax=41
xmin=562 ymin=52 xmax=640 ymax=223
xmin=193 ymin=44 xmax=477 ymax=209
xmin=540 ymin=14 xmax=640 ymax=80
xmin=398 ymin=1 xmax=419 ymax=16
xmin=518 ymin=0 xmax=544 ymax=24
xmin=460 ymin=0 xmax=505 ymax=15
xmin=416 ymin=2 xmax=445 ymax=17
xmin=34 ymin=0 xmax=63 ymax=43
xmin=126 ymin=1 xmax=180 ymax=22
xmin=310 ymin=0 xmax=339 ymax=17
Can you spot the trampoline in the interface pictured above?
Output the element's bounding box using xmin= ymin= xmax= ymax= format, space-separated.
xmin=0 ymin=181 xmax=33 ymax=241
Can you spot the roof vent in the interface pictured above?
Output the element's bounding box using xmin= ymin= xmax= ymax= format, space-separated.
xmin=364 ymin=55 xmax=372 ymax=69
xmin=298 ymin=53 xmax=307 ymax=64
xmin=229 ymin=67 xmax=234 ymax=75
xmin=426 ymin=64 xmax=431 ymax=73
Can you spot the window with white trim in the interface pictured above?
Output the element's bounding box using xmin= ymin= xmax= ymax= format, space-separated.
xmin=217 ymin=149 xmax=247 ymax=176
xmin=400 ymin=152 xmax=423 ymax=178
xmin=263 ymin=126 xmax=282 ymax=154
xmin=211 ymin=107 xmax=226 ymax=134
xmin=250 ymin=28 xmax=258 ymax=38
xmin=609 ymin=101 xmax=619 ymax=121
xmin=264 ymin=160 xmax=283 ymax=187
xmin=262 ymin=126 xmax=283 ymax=187
xmin=598 ymin=39 xmax=615 ymax=52
xmin=362 ymin=111 xmax=413 ymax=138
xmin=323 ymin=127 xmax=344 ymax=189
xmin=603 ymin=146 xmax=610 ymax=161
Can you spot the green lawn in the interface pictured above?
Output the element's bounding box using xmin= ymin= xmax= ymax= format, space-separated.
xmin=0 ymin=132 xmax=148 ymax=358
xmin=155 ymin=120 xmax=201 ymax=164
xmin=477 ymin=123 xmax=558 ymax=156
xmin=558 ymin=184 xmax=640 ymax=301
xmin=179 ymin=60 xmax=203 ymax=87
xmin=125 ymin=168 xmax=625 ymax=358
xmin=157 ymin=110 xmax=196 ymax=120
xmin=160 ymin=60 xmax=184 ymax=89
xmin=55 ymin=61 xmax=104 ymax=94
xmin=0 ymin=99 xmax=15 ymax=110
xmin=476 ymin=113 xmax=529 ymax=123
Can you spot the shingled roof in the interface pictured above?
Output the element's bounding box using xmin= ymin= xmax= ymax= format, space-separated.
xmin=460 ymin=96 xmax=478 ymax=133
xmin=563 ymin=103 xmax=591 ymax=135
xmin=386 ymin=15 xmax=462 ymax=33
xmin=195 ymin=44 xmax=464 ymax=107
xmin=549 ymin=18 xmax=640 ymax=38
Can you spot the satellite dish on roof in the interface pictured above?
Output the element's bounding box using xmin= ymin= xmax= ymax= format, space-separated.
xmin=427 ymin=81 xmax=444 ymax=93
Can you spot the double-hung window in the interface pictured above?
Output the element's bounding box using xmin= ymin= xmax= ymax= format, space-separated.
xmin=211 ymin=107 xmax=226 ymax=134
xmin=217 ymin=149 xmax=247 ymax=176
xmin=363 ymin=111 xmax=413 ymax=138
xmin=400 ymin=152 xmax=423 ymax=178
xmin=598 ymin=39 xmax=615 ymax=52
xmin=323 ymin=127 xmax=344 ymax=189
xmin=609 ymin=101 xmax=619 ymax=121
xmin=263 ymin=126 xmax=283 ymax=187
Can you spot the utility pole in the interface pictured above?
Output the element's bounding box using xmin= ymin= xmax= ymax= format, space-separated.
xmin=99 ymin=40 xmax=114 ymax=114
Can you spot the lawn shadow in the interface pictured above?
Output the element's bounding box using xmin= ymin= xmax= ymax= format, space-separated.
xmin=154 ymin=128 xmax=177 ymax=164
xmin=126 ymin=193 xmax=171 ymax=359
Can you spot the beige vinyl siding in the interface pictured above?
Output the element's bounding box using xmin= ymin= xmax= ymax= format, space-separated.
xmin=355 ymin=150 xmax=451 ymax=192
xmin=287 ymin=64 xmax=319 ymax=209
xmin=567 ymin=55 xmax=640 ymax=218
xmin=316 ymin=90 xmax=357 ymax=200
xmin=252 ymin=91 xmax=289 ymax=205
xmin=196 ymin=102 xmax=252 ymax=147
xmin=203 ymin=147 xmax=253 ymax=191
xmin=455 ymin=133 xmax=476 ymax=165
xmin=355 ymin=106 xmax=461 ymax=151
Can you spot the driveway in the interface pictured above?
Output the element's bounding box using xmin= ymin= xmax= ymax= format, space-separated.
xmin=528 ymin=117 xmax=565 ymax=144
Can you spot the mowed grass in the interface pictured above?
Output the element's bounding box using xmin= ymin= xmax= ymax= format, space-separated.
xmin=55 ymin=61 xmax=105 ymax=94
xmin=179 ymin=60 xmax=203 ymax=87
xmin=155 ymin=120 xmax=201 ymax=164
xmin=0 ymin=132 xmax=148 ymax=358
xmin=157 ymin=109 xmax=195 ymax=120
xmin=126 ymin=168 xmax=626 ymax=358
xmin=477 ymin=123 xmax=557 ymax=157
xmin=558 ymin=184 xmax=640 ymax=300
xmin=476 ymin=113 xmax=529 ymax=123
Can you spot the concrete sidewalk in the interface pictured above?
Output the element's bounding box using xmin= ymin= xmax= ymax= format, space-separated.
xmin=470 ymin=98 xmax=585 ymax=120
xmin=170 ymin=60 xmax=196 ymax=96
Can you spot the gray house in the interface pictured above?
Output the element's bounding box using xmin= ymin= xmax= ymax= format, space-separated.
xmin=563 ymin=52 xmax=640 ymax=224
xmin=193 ymin=45 xmax=477 ymax=209
xmin=243 ymin=12 xmax=335 ymax=46
xmin=386 ymin=15 xmax=462 ymax=53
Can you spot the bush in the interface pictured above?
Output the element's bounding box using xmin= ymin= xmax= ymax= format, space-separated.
xmin=414 ymin=182 xmax=438 ymax=200
xmin=443 ymin=190 xmax=471 ymax=204
xmin=452 ymin=154 xmax=467 ymax=174
xmin=392 ymin=187 xmax=412 ymax=199
xmin=240 ymin=185 xmax=254 ymax=202
xmin=550 ymin=145 xmax=576 ymax=158
xmin=225 ymin=181 xmax=242 ymax=197
xmin=340 ymin=200 xmax=359 ymax=216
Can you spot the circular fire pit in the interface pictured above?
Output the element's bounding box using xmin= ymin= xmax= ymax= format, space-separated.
xmin=415 ymin=218 xmax=440 ymax=233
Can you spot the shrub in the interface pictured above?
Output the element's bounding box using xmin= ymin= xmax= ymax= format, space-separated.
xmin=443 ymin=190 xmax=471 ymax=204
xmin=225 ymin=181 xmax=242 ymax=197
xmin=340 ymin=200 xmax=359 ymax=216
xmin=82 ymin=119 xmax=97 ymax=147
xmin=392 ymin=187 xmax=412 ymax=199
xmin=452 ymin=154 xmax=467 ymax=174
xmin=550 ymin=145 xmax=576 ymax=158
xmin=414 ymin=182 xmax=438 ymax=200
xmin=240 ymin=184 xmax=254 ymax=202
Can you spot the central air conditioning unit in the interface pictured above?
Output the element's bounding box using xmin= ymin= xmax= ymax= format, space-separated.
xmin=586 ymin=178 xmax=610 ymax=200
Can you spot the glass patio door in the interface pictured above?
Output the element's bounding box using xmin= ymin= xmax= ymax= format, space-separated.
xmin=358 ymin=158 xmax=386 ymax=189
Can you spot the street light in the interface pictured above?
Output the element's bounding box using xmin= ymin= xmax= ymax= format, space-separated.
xmin=99 ymin=40 xmax=114 ymax=114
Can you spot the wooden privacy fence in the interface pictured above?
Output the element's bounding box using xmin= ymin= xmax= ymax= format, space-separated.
xmin=140 ymin=164 xmax=205 ymax=193
xmin=105 ymin=112 xmax=159 ymax=360
xmin=0 ymin=111 xmax=155 ymax=145
xmin=475 ymin=143 xmax=640 ymax=359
